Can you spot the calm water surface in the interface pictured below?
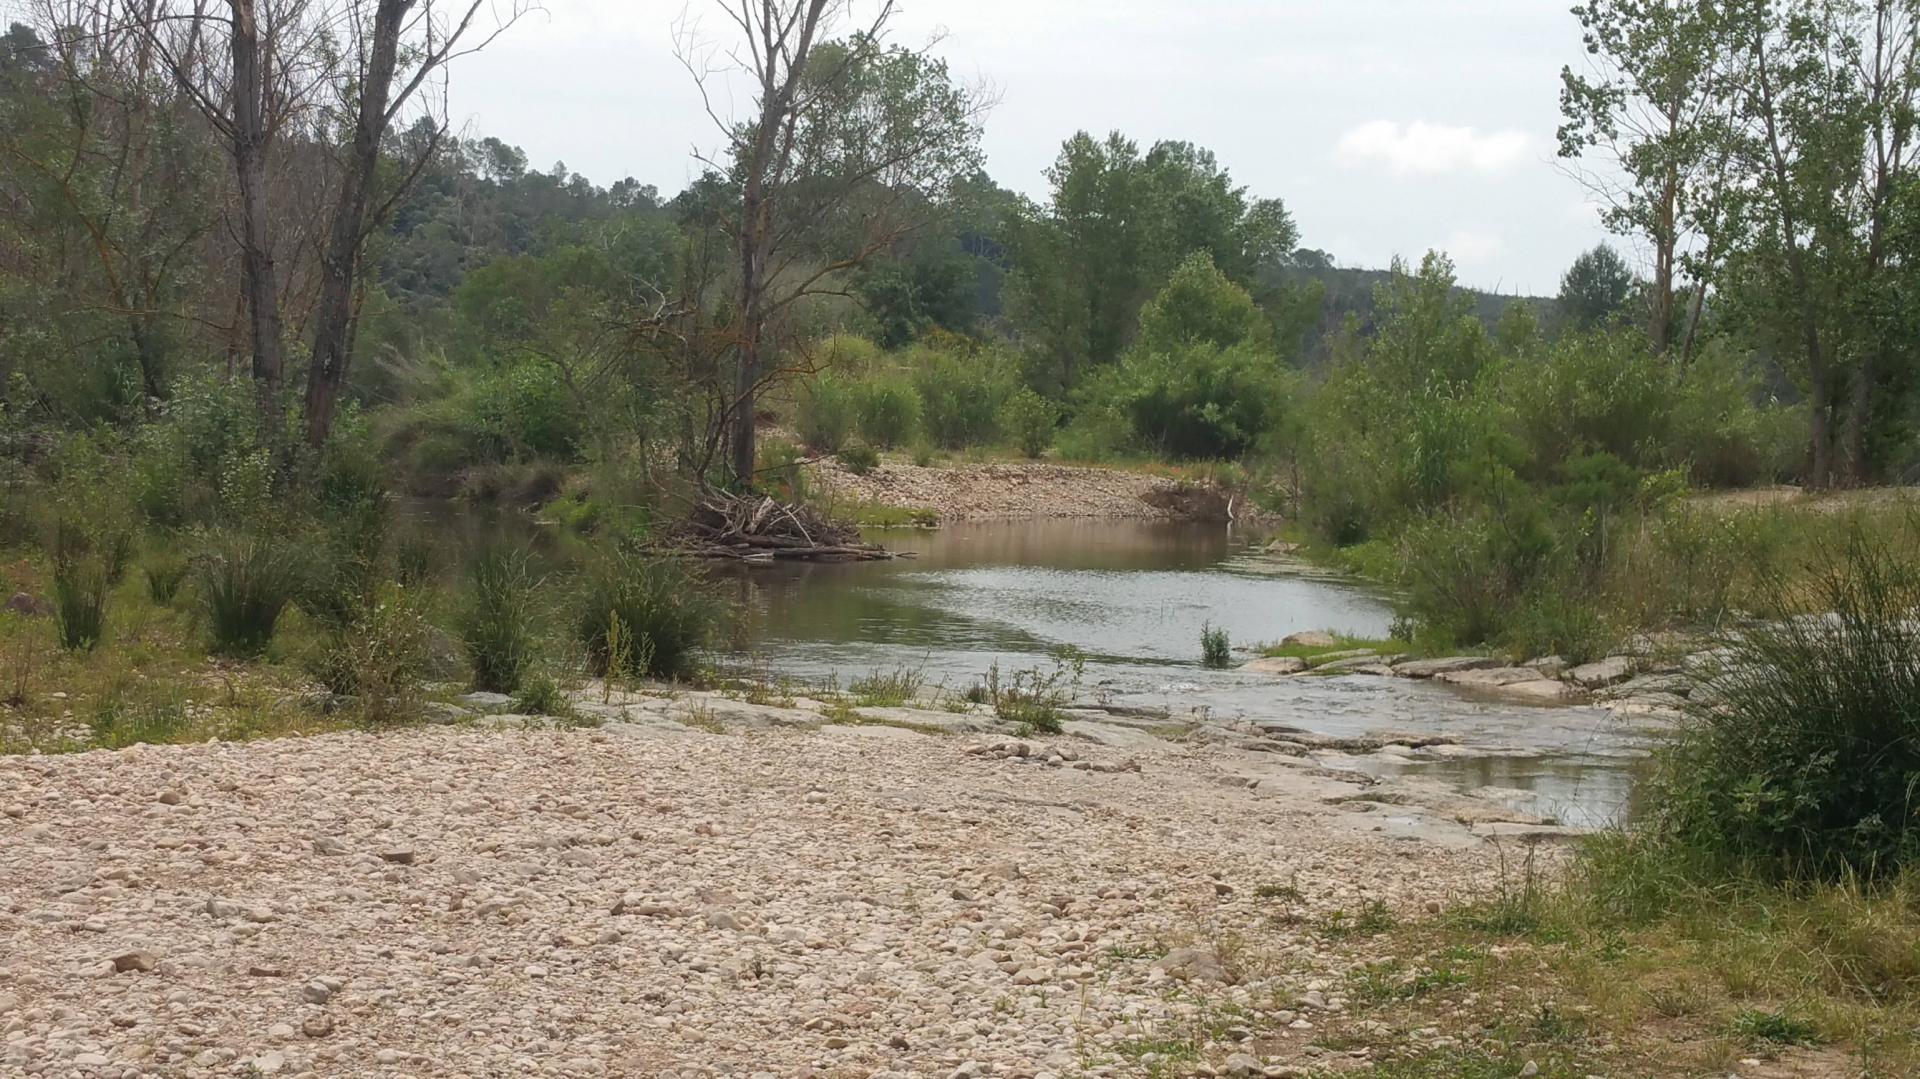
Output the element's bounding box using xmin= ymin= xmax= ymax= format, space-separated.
xmin=714 ymin=520 xmax=1653 ymax=828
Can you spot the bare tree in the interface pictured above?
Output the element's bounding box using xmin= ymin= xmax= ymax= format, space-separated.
xmin=677 ymin=0 xmax=987 ymax=487
xmin=302 ymin=0 xmax=526 ymax=448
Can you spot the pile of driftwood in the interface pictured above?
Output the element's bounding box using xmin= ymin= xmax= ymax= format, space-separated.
xmin=680 ymin=493 xmax=901 ymax=562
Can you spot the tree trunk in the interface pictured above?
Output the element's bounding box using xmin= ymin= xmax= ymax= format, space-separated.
xmin=304 ymin=0 xmax=411 ymax=448
xmin=729 ymin=176 xmax=768 ymax=486
xmin=229 ymin=0 xmax=285 ymax=424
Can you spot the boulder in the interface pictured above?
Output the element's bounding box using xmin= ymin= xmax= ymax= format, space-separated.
xmin=1499 ymin=679 xmax=1581 ymax=704
xmin=1527 ymin=655 xmax=1570 ymax=679
xmin=1279 ymin=630 xmax=1338 ymax=649
xmin=1568 ymin=656 xmax=1633 ymax=688
xmin=3 ymin=592 xmax=49 ymax=617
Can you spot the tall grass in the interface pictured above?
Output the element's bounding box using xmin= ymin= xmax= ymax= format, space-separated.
xmin=576 ymin=550 xmax=724 ymax=680
xmin=196 ymin=532 xmax=303 ymax=657
xmin=52 ymin=560 xmax=109 ymax=651
xmin=1646 ymin=529 xmax=1920 ymax=881
xmin=458 ymin=546 xmax=542 ymax=694
xmin=143 ymin=556 xmax=189 ymax=605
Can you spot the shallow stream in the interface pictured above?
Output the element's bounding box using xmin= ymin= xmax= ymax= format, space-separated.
xmin=714 ymin=520 xmax=1654 ymax=829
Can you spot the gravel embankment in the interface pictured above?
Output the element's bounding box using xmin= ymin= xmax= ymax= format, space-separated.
xmin=0 ymin=717 xmax=1492 ymax=1078
xmin=812 ymin=459 xmax=1231 ymax=521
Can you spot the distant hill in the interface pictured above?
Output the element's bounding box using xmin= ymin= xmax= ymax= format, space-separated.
xmin=1263 ymin=251 xmax=1554 ymax=364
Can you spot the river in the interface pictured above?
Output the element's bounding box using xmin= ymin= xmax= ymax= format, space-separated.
xmin=715 ymin=519 xmax=1652 ymax=829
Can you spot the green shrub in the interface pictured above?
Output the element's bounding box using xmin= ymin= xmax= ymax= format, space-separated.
xmin=576 ymin=551 xmax=725 ymax=680
xmin=852 ymin=375 xmax=921 ymax=448
xmin=143 ymin=557 xmax=189 ymax=605
xmin=1002 ymin=388 xmax=1055 ymax=458
xmin=1649 ymin=531 xmax=1920 ymax=880
xmin=839 ymin=443 xmax=880 ymax=475
xmin=912 ymin=346 xmax=1013 ymax=449
xmin=849 ymin=666 xmax=924 ymax=706
xmin=52 ymin=559 xmax=109 ymax=652
xmin=514 ymin=672 xmax=573 ymax=718
xmin=1199 ymin=623 xmax=1231 ymax=668
xmin=318 ymin=585 xmax=434 ymax=725
xmin=1398 ymin=504 xmax=1558 ymax=649
xmin=468 ymin=359 xmax=581 ymax=460
xmin=458 ymin=546 xmax=541 ymax=694
xmin=196 ymin=532 xmax=303 ymax=657
xmin=796 ymin=375 xmax=858 ymax=452
xmin=983 ymin=649 xmax=1084 ymax=735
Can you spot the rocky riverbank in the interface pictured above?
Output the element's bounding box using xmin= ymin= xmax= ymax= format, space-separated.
xmin=1244 ymin=631 xmax=1705 ymax=725
xmin=1 ymin=683 xmax=1575 ymax=1079
xmin=811 ymin=458 xmax=1241 ymax=522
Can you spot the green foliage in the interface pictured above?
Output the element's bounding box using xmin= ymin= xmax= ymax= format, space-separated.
xmin=911 ymin=342 xmax=1016 ymax=449
xmin=513 ymin=672 xmax=572 ymax=718
xmin=848 ymin=666 xmax=925 ymax=707
xmin=850 ymin=374 xmax=921 ymax=448
xmin=796 ymin=375 xmax=858 ymax=453
xmin=576 ymin=550 xmax=724 ymax=680
xmin=1199 ymin=623 xmax=1230 ymax=668
xmin=468 ymin=358 xmax=581 ymax=460
xmin=838 ymin=443 xmax=880 ymax=475
xmin=1647 ymin=530 xmax=1920 ymax=880
xmin=51 ymin=559 xmax=108 ymax=652
xmin=143 ymin=556 xmax=189 ymax=605
xmin=195 ymin=532 xmax=303 ymax=658
xmin=1556 ymin=244 xmax=1637 ymax=330
xmin=458 ymin=546 xmax=542 ymax=694
xmin=318 ymin=585 xmax=434 ymax=725
xmin=982 ymin=649 xmax=1084 ymax=734
xmin=89 ymin=690 xmax=189 ymax=749
xmin=1001 ymin=388 xmax=1055 ymax=458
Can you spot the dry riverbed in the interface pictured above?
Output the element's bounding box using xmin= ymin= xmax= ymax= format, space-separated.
xmin=0 ymin=683 xmax=1594 ymax=1079
xmin=811 ymin=458 xmax=1235 ymax=522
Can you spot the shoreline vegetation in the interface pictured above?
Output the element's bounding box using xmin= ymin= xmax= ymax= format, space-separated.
xmin=4 ymin=0 xmax=1920 ymax=1073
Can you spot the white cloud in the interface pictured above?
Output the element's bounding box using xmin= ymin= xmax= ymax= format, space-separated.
xmin=1334 ymin=120 xmax=1531 ymax=177
xmin=1445 ymin=229 xmax=1505 ymax=263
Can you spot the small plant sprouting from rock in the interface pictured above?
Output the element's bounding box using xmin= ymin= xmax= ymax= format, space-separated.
xmin=1199 ymin=622 xmax=1230 ymax=668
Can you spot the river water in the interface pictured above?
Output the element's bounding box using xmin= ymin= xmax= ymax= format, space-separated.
xmin=714 ymin=519 xmax=1653 ymax=829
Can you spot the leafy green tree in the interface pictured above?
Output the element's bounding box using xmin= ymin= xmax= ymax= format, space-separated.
xmin=1005 ymin=133 xmax=1297 ymax=395
xmin=1557 ymin=244 xmax=1639 ymax=330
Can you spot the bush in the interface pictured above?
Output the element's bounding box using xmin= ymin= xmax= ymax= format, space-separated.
xmin=196 ymin=532 xmax=303 ymax=657
xmin=143 ymin=557 xmax=189 ymax=605
xmin=576 ymin=551 xmax=725 ymax=680
xmin=514 ymin=672 xmax=572 ymax=718
xmin=52 ymin=560 xmax=109 ymax=652
xmin=1002 ymin=388 xmax=1055 ymax=458
xmin=468 ymin=359 xmax=581 ymax=460
xmin=458 ymin=546 xmax=541 ymax=694
xmin=852 ymin=375 xmax=921 ymax=448
xmin=838 ymin=443 xmax=880 ymax=475
xmin=1199 ymin=622 xmax=1231 ymax=668
xmin=1397 ymin=503 xmax=1558 ymax=649
xmin=317 ymin=585 xmax=434 ymax=725
xmin=796 ymin=375 xmax=858 ymax=453
xmin=1648 ymin=532 xmax=1920 ymax=881
xmin=912 ymin=346 xmax=1014 ymax=449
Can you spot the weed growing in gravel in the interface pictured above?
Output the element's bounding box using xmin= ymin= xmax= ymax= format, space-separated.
xmin=1730 ymin=1009 xmax=1821 ymax=1047
xmin=513 ymin=672 xmax=573 ymax=719
xmin=89 ymin=689 xmax=188 ymax=748
xmin=849 ymin=664 xmax=924 ymax=706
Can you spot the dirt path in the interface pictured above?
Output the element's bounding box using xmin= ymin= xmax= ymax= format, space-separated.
xmin=0 ymin=694 xmax=1520 ymax=1078
xmin=811 ymin=458 xmax=1235 ymax=522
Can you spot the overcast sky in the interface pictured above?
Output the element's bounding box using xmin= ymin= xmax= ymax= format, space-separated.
xmin=448 ymin=1 xmax=1615 ymax=295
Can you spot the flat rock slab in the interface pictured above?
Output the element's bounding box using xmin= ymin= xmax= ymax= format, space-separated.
xmin=1434 ymin=666 xmax=1543 ymax=688
xmin=1391 ymin=656 xmax=1500 ymax=679
xmin=1241 ymin=656 xmax=1308 ymax=676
